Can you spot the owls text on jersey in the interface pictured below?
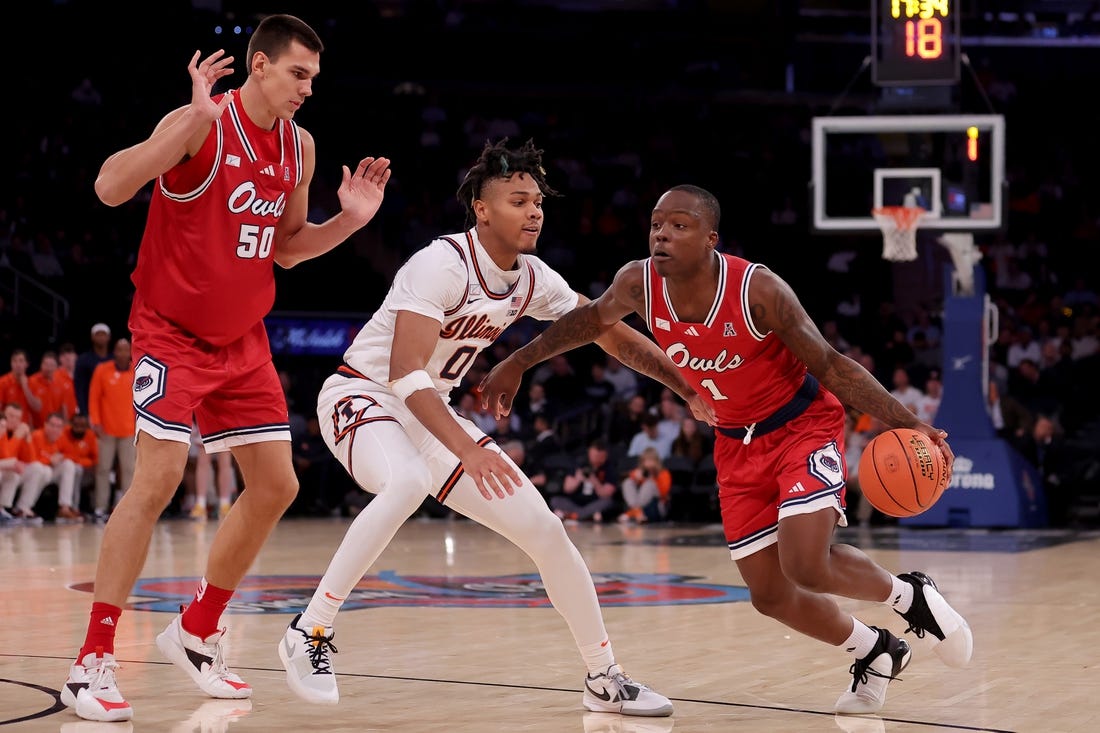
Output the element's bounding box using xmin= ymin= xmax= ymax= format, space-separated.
xmin=342 ymin=228 xmax=579 ymax=396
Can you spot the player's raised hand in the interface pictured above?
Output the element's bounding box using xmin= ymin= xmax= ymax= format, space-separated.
xmin=339 ymin=156 xmax=392 ymax=228
xmin=188 ymin=50 xmax=235 ymax=121
xmin=460 ymin=445 xmax=520 ymax=501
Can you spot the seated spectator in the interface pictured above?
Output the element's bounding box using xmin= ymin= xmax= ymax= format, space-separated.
xmin=1015 ymin=414 xmax=1073 ymax=525
xmin=61 ymin=412 xmax=98 ymax=512
xmin=0 ymin=403 xmax=36 ymax=523
xmin=607 ymin=393 xmax=648 ymax=448
xmin=617 ymin=447 xmax=672 ymax=524
xmin=550 ymin=438 xmax=619 ymax=523
xmin=602 ymin=355 xmax=639 ymax=403
xmin=28 ymin=350 xmax=78 ymax=426
xmin=889 ymin=366 xmax=924 ymax=416
xmin=915 ymin=372 xmax=943 ymax=425
xmin=23 ymin=413 xmax=82 ymax=522
xmin=627 ymin=412 xmax=673 ymax=460
xmin=670 ymin=416 xmax=712 ymax=465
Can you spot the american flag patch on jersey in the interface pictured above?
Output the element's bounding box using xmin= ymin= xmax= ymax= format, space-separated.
xmin=511 ymin=295 xmax=524 ymax=307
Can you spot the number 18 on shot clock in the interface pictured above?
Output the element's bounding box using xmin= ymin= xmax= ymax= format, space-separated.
xmin=872 ymin=0 xmax=961 ymax=86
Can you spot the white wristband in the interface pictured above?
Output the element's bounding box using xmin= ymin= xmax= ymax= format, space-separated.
xmin=389 ymin=369 xmax=435 ymax=401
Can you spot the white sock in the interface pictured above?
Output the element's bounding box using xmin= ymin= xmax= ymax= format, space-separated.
xmin=842 ymin=619 xmax=880 ymax=659
xmin=301 ymin=586 xmax=344 ymax=630
xmin=579 ymin=638 xmax=616 ymax=674
xmin=887 ymin=575 xmax=914 ymax=613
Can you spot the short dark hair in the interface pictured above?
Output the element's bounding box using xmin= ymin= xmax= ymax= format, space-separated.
xmin=456 ymin=138 xmax=560 ymax=228
xmin=248 ymin=14 xmax=323 ymax=65
xmin=667 ymin=183 xmax=721 ymax=231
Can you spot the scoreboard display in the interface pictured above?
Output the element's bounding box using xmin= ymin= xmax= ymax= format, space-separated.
xmin=872 ymin=0 xmax=961 ymax=86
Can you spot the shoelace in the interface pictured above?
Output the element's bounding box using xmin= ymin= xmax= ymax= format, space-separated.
xmin=197 ymin=631 xmax=236 ymax=680
xmin=304 ymin=628 xmax=338 ymax=674
xmin=847 ymin=656 xmax=902 ymax=693
xmin=87 ymin=656 xmax=121 ymax=692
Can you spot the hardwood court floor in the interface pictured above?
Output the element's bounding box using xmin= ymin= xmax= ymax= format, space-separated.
xmin=2 ymin=516 xmax=1098 ymax=732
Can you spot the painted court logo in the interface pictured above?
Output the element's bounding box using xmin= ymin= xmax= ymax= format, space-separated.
xmin=70 ymin=573 xmax=750 ymax=613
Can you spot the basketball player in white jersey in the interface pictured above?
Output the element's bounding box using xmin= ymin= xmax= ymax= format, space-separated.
xmin=279 ymin=139 xmax=714 ymax=717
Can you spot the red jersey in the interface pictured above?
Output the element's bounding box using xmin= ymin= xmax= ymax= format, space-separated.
xmin=643 ymin=253 xmax=807 ymax=427
xmin=131 ymin=92 xmax=304 ymax=346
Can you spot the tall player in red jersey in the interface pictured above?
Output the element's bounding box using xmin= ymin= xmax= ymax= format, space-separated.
xmin=481 ymin=185 xmax=974 ymax=716
xmin=62 ymin=14 xmax=392 ymax=723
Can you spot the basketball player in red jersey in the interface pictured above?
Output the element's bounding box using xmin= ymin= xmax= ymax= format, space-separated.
xmin=62 ymin=14 xmax=392 ymax=723
xmin=481 ymin=184 xmax=973 ymax=716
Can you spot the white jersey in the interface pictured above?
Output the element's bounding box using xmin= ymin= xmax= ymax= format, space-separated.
xmin=343 ymin=227 xmax=579 ymax=398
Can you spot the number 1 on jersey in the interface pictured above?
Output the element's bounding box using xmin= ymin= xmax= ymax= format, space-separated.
xmin=699 ymin=378 xmax=728 ymax=401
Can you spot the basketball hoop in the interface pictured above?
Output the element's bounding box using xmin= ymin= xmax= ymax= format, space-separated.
xmin=938 ymin=232 xmax=982 ymax=296
xmin=872 ymin=206 xmax=926 ymax=262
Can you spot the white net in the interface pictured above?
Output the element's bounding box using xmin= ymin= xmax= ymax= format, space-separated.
xmin=872 ymin=206 xmax=926 ymax=262
xmin=938 ymin=232 xmax=982 ymax=296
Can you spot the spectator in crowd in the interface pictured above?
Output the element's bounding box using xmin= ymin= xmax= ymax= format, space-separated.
xmin=188 ymin=423 xmax=239 ymax=521
xmin=1015 ymin=414 xmax=1073 ymax=525
xmin=915 ymin=372 xmax=943 ymax=425
xmin=889 ymin=367 xmax=924 ymax=416
xmin=627 ymin=412 xmax=673 ymax=460
xmin=88 ymin=337 xmax=135 ymax=521
xmin=602 ymin=355 xmax=639 ymax=403
xmin=292 ymin=415 xmax=344 ymax=516
xmin=607 ymin=393 xmax=649 ymax=448
xmin=61 ymin=412 xmax=98 ymax=512
xmin=617 ymin=446 xmax=672 ymax=524
xmin=28 ymin=350 xmax=78 ymax=426
xmin=1006 ymin=325 xmax=1041 ymax=369
xmin=74 ymin=323 xmax=112 ymax=416
xmin=670 ymin=416 xmax=712 ymax=466
xmin=24 ymin=412 xmax=83 ymax=522
xmin=58 ymin=343 xmax=78 ymax=381
xmin=0 ymin=349 xmax=40 ymax=423
xmin=551 ymin=438 xmax=620 ymax=523
xmin=0 ymin=403 xmax=34 ymax=522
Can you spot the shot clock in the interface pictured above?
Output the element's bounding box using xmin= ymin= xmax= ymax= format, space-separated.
xmin=872 ymin=0 xmax=961 ymax=86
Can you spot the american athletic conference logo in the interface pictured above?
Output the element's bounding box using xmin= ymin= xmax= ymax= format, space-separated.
xmin=69 ymin=572 xmax=750 ymax=613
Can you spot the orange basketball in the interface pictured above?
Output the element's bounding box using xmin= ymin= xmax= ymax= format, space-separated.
xmin=856 ymin=428 xmax=950 ymax=518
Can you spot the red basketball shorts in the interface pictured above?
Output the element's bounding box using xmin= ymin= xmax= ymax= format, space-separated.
xmin=715 ymin=390 xmax=849 ymax=560
xmin=129 ymin=295 xmax=290 ymax=453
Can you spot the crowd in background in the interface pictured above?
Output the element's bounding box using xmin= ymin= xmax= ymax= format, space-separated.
xmin=3 ymin=2 xmax=1100 ymax=527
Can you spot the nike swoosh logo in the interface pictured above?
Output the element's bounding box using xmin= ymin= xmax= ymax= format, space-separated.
xmin=585 ymin=681 xmax=612 ymax=702
xmin=324 ymin=592 xmax=344 ymax=601
xmin=67 ymin=681 xmax=88 ymax=698
xmin=284 ymin=636 xmax=296 ymax=659
xmin=185 ymin=647 xmax=214 ymax=673
xmin=467 ymin=298 xmax=481 ymax=304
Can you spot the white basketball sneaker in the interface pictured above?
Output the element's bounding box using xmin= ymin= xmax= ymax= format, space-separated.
xmin=582 ymin=664 xmax=673 ymax=717
xmin=835 ymin=627 xmax=911 ymax=715
xmin=894 ymin=571 xmax=973 ymax=668
xmin=279 ymin=612 xmax=340 ymax=704
xmin=155 ymin=612 xmax=251 ymax=699
xmin=61 ymin=648 xmax=133 ymax=722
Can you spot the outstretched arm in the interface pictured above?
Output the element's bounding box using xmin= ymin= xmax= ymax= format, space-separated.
xmin=481 ymin=262 xmax=715 ymax=424
xmin=96 ymin=50 xmax=234 ymax=207
xmin=749 ymin=267 xmax=954 ymax=465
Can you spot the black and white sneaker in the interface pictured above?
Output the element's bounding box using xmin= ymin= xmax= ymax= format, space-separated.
xmin=155 ymin=611 xmax=251 ymax=699
xmin=583 ymin=664 xmax=673 ymax=717
xmin=895 ymin=571 xmax=973 ymax=668
xmin=835 ymin=627 xmax=911 ymax=715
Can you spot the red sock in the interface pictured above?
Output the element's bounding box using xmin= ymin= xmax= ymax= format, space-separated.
xmin=181 ymin=578 xmax=234 ymax=640
xmin=79 ymin=602 xmax=122 ymax=660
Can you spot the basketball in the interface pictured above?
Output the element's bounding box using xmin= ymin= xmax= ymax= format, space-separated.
xmin=857 ymin=428 xmax=950 ymax=518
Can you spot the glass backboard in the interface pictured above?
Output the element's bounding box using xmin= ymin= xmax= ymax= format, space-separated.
xmin=811 ymin=114 xmax=1005 ymax=231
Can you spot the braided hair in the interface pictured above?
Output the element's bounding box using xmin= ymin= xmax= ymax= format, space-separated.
xmin=456 ymin=138 xmax=561 ymax=228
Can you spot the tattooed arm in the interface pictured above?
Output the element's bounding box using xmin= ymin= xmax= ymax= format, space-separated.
xmin=481 ymin=261 xmax=715 ymax=424
xmin=748 ymin=267 xmax=953 ymax=461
